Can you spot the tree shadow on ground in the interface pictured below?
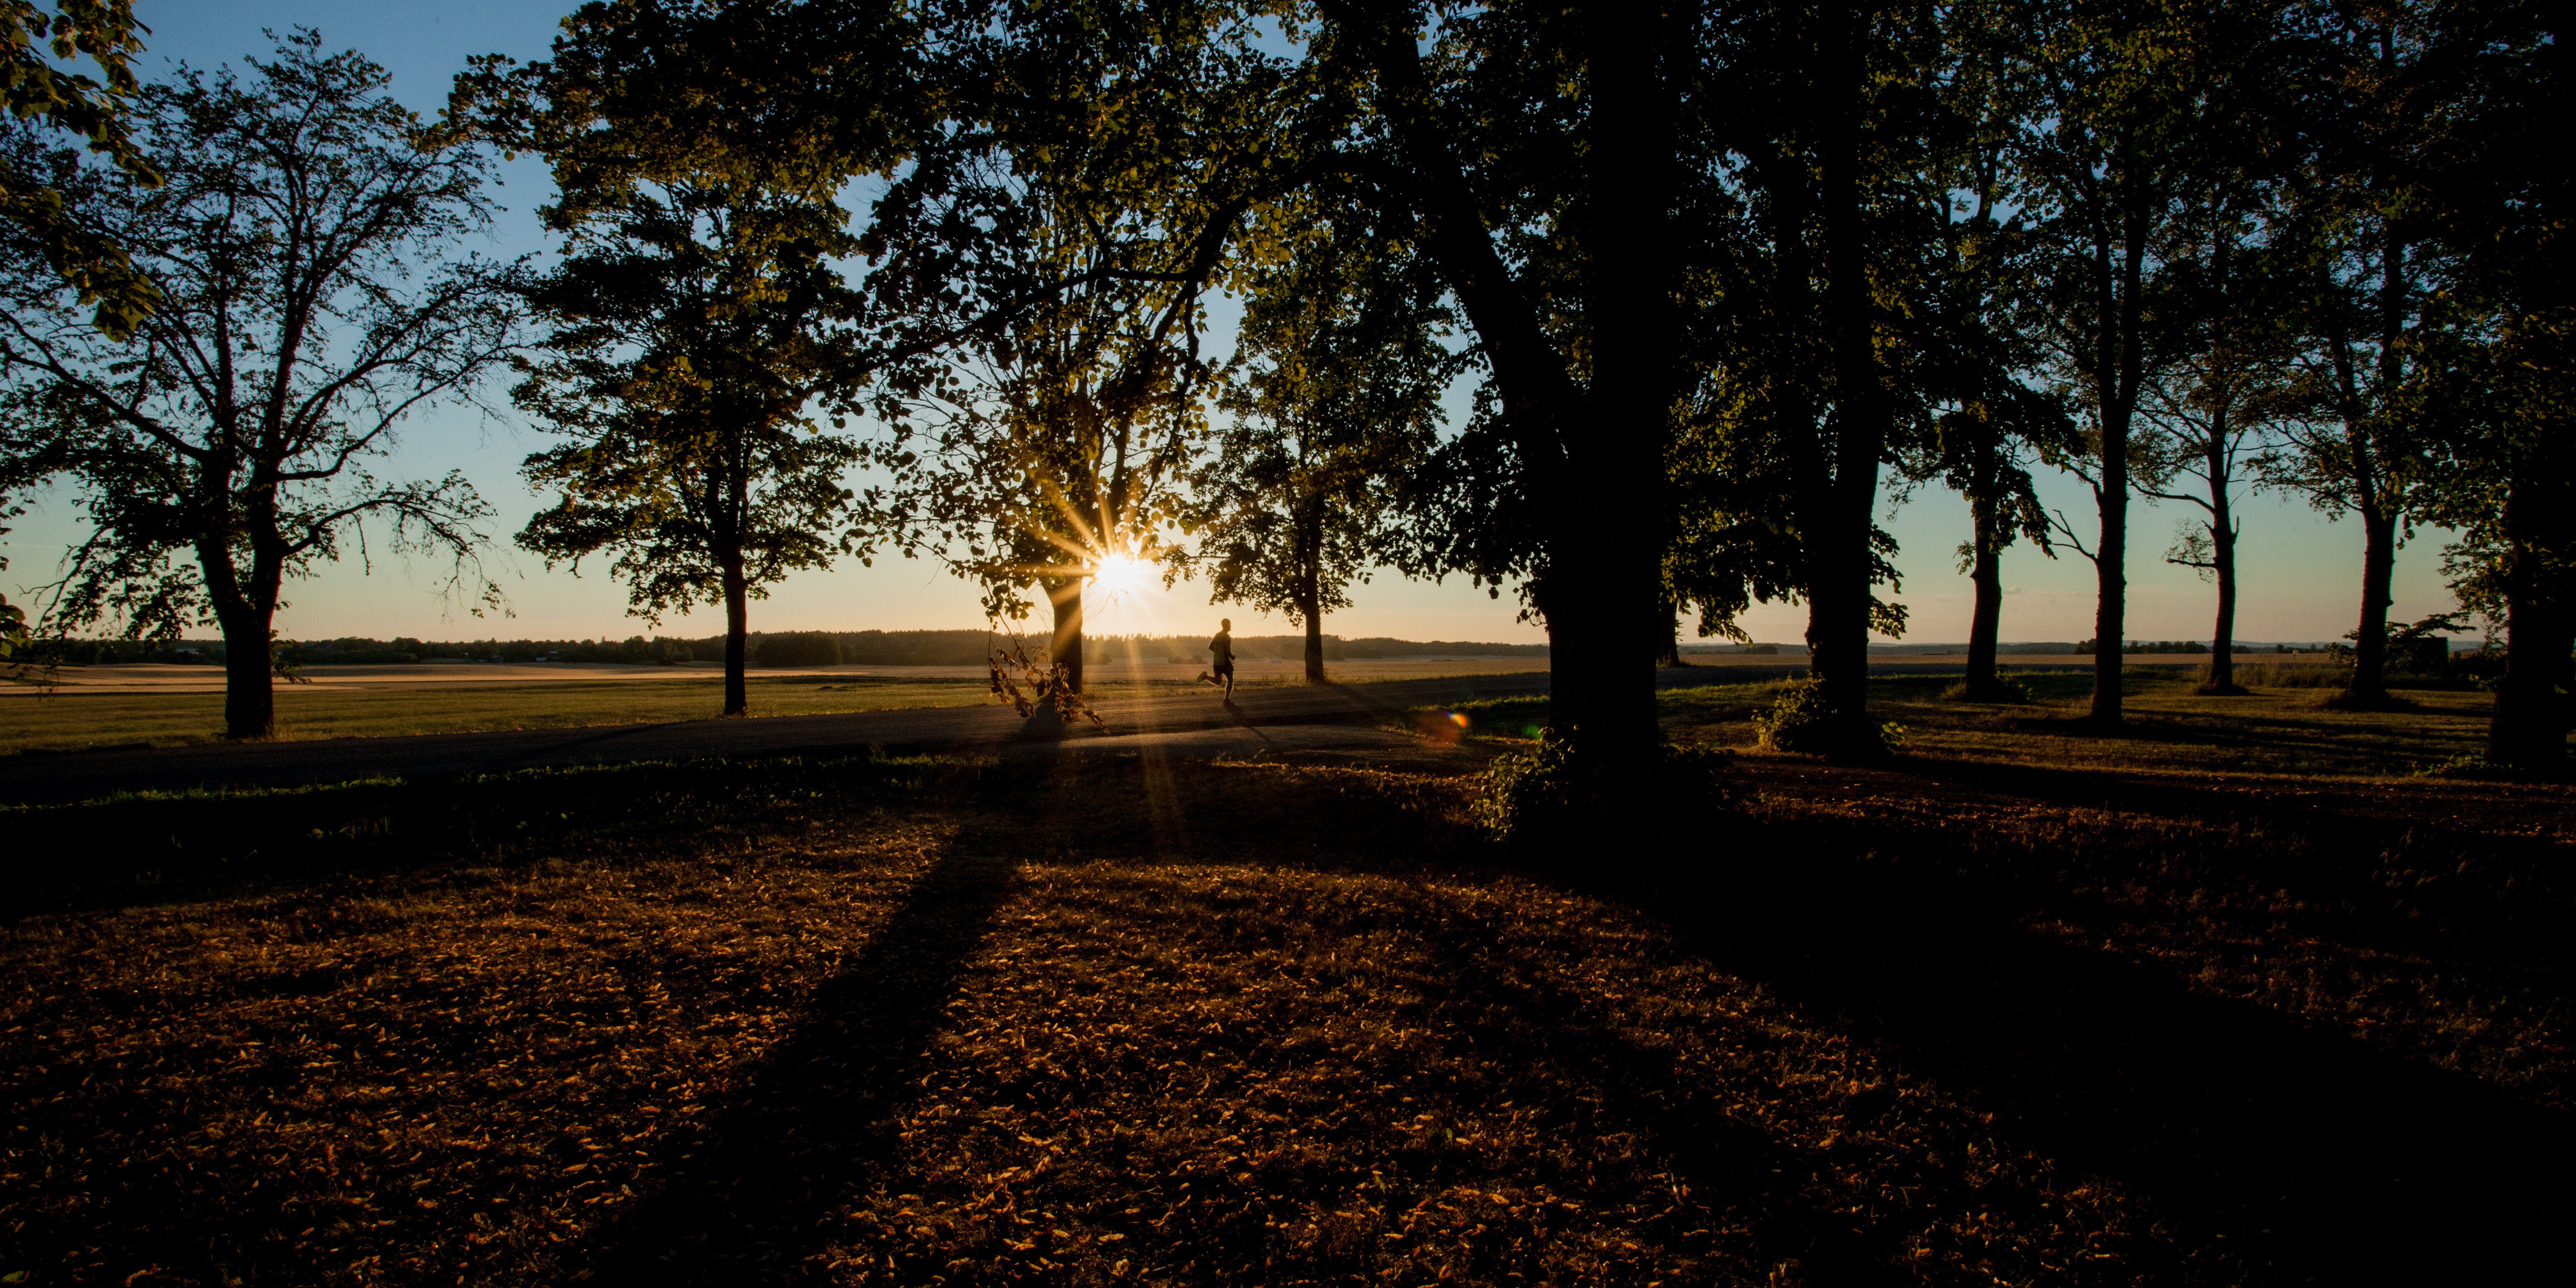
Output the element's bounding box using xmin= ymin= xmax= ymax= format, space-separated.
xmin=1568 ymin=816 xmax=2574 ymax=1283
xmin=524 ymin=756 xmax=2570 ymax=1282
xmin=572 ymin=843 xmax=1020 ymax=1281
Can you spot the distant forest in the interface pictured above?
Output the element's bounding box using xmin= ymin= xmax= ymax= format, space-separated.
xmin=25 ymin=631 xmax=1552 ymax=668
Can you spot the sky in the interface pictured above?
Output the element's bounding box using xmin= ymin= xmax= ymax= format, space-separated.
xmin=0 ymin=1 xmax=2475 ymax=648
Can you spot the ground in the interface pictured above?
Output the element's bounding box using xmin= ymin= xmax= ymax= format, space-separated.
xmin=0 ymin=658 xmax=1561 ymax=755
xmin=0 ymin=673 xmax=2565 ymax=1285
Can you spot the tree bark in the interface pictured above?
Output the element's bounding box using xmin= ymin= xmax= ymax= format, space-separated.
xmin=1047 ymin=576 xmax=1085 ymax=695
xmin=2487 ymin=476 xmax=2571 ymax=770
xmin=721 ymin=552 xmax=749 ymax=717
xmin=2344 ymin=505 xmax=2396 ymax=705
xmin=217 ymin=604 xmax=277 ymax=740
xmin=2088 ymin=168 xmax=2146 ymax=726
xmin=1965 ymin=495 xmax=2005 ymax=697
xmin=2209 ymin=509 xmax=2240 ymax=694
xmin=2091 ymin=471 xmax=2127 ymax=720
xmin=2207 ymin=429 xmax=2241 ymax=693
xmin=1555 ymin=0 xmax=1675 ymax=763
xmin=2489 ymin=593 xmax=2569 ymax=771
xmin=1816 ymin=10 xmax=1888 ymax=752
xmin=1296 ymin=498 xmax=1327 ymax=684
xmin=200 ymin=514 xmax=279 ymax=740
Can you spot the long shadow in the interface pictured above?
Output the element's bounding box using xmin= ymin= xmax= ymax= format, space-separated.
xmin=574 ymin=845 xmax=1017 ymax=1282
xmin=1563 ymin=828 xmax=2575 ymax=1282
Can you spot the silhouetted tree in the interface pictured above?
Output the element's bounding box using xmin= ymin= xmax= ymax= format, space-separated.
xmin=513 ymin=183 xmax=870 ymax=717
xmin=869 ymin=6 xmax=1283 ymax=694
xmin=2393 ymin=0 xmax=2569 ymax=768
xmin=2019 ymin=0 xmax=2269 ymax=725
xmin=2142 ymin=145 xmax=2298 ymax=696
xmin=1178 ymin=229 xmax=1452 ymax=683
xmin=0 ymin=34 xmax=522 ymax=739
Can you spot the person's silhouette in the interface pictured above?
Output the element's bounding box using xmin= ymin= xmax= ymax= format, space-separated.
xmin=1201 ymin=617 xmax=1236 ymax=700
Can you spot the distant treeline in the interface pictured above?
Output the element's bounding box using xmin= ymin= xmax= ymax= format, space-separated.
xmin=25 ymin=630 xmax=1549 ymax=668
xmin=1679 ymin=641 xmax=2339 ymax=656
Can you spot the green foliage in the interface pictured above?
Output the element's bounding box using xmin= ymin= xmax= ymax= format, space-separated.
xmin=1752 ymin=681 xmax=1905 ymax=756
xmin=1472 ymin=733 xmax=1739 ymax=845
xmin=511 ymin=181 xmax=870 ymax=626
xmin=1 ymin=0 xmax=158 ymax=335
xmin=1175 ymin=201 xmax=1454 ymax=638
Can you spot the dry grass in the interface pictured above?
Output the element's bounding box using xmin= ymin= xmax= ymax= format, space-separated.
xmin=2 ymin=736 xmax=2569 ymax=1284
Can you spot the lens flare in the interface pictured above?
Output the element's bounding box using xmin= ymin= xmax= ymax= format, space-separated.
xmin=1091 ymin=552 xmax=1153 ymax=598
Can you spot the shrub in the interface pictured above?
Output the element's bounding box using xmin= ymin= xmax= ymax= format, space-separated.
xmin=1752 ymin=680 xmax=1904 ymax=755
xmin=756 ymin=632 xmax=843 ymax=668
xmin=1471 ymin=733 xmax=1739 ymax=844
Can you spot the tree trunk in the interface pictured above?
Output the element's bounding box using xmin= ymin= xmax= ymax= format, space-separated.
xmin=721 ymin=554 xmax=749 ymax=717
xmin=1656 ymin=601 xmax=1683 ymax=668
xmin=218 ymin=605 xmax=277 ymax=740
xmin=1965 ymin=496 xmax=2005 ymax=697
xmin=2209 ymin=514 xmax=2240 ymax=693
xmin=1297 ymin=499 xmax=1327 ymax=684
xmin=2489 ymin=592 xmax=2569 ymax=771
xmin=1047 ymin=577 xmax=1085 ymax=695
xmin=1549 ymin=0 xmax=1673 ymax=765
xmin=2487 ymin=476 xmax=2571 ymax=770
xmin=1817 ymin=15 xmax=1888 ymax=754
xmin=2344 ymin=505 xmax=2397 ymax=706
xmin=201 ymin=524 xmax=278 ymax=740
xmin=2091 ymin=470 xmax=2127 ymax=721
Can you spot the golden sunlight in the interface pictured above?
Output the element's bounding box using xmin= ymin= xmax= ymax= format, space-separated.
xmin=1091 ymin=552 xmax=1155 ymax=598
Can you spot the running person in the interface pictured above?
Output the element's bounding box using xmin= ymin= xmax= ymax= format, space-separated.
xmin=1203 ymin=618 xmax=1236 ymax=699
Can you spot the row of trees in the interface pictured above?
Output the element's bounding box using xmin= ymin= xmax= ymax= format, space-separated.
xmin=1 ymin=2 xmax=2565 ymax=773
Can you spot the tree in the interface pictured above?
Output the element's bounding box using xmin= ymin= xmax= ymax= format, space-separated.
xmin=1178 ymin=230 xmax=1452 ymax=684
xmin=2 ymin=0 xmax=157 ymax=337
xmin=1311 ymin=0 xmax=1694 ymax=764
xmin=2018 ymin=0 xmax=2262 ymax=725
xmin=0 ymin=33 xmax=521 ymax=739
xmin=867 ymin=3 xmax=1287 ymax=695
xmin=2141 ymin=150 xmax=2295 ymax=695
xmin=1898 ymin=0 xmax=2080 ymax=701
xmin=514 ymin=183 xmax=870 ymax=717
xmin=2394 ymin=0 xmax=2568 ymax=767
xmin=899 ymin=172 xmax=1216 ymax=696
xmin=2257 ymin=1 xmax=2456 ymax=709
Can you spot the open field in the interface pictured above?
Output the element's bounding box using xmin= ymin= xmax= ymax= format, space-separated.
xmin=0 ymin=660 xmax=1566 ymax=756
xmin=1395 ymin=670 xmax=2487 ymax=779
xmin=3 ymin=656 xmax=1566 ymax=695
xmin=1652 ymin=671 xmax=2495 ymax=778
xmin=1 ymin=728 xmax=2566 ymax=1285
xmin=0 ymin=657 xmax=2339 ymax=759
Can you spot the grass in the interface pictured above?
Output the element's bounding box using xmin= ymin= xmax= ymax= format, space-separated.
xmin=2 ymin=740 xmax=2570 ymax=1283
xmin=0 ymin=661 xmax=1536 ymax=756
xmin=1650 ymin=669 xmax=2500 ymax=778
xmin=0 ymin=674 xmax=1003 ymax=755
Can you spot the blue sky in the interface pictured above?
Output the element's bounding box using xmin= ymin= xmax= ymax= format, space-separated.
xmin=0 ymin=1 xmax=2470 ymax=646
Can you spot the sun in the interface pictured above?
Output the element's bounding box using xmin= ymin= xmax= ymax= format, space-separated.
xmin=1091 ymin=552 xmax=1155 ymax=598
